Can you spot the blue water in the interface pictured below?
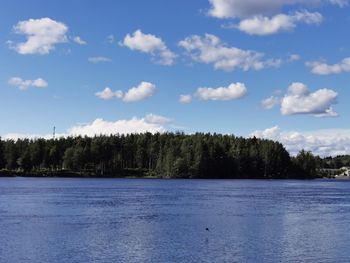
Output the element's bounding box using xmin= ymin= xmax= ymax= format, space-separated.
xmin=0 ymin=178 xmax=350 ymax=263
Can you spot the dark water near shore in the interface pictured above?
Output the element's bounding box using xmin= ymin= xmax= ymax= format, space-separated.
xmin=1 ymin=178 xmax=350 ymax=263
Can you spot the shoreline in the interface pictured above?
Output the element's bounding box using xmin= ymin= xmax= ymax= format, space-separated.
xmin=0 ymin=170 xmax=327 ymax=180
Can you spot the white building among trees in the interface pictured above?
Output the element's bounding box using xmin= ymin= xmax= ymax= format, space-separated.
xmin=340 ymin=167 xmax=350 ymax=176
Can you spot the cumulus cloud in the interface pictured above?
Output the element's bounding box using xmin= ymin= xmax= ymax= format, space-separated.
xmin=179 ymin=94 xmax=192 ymax=104
xmin=123 ymin=82 xmax=156 ymax=102
xmin=251 ymin=126 xmax=350 ymax=157
xmin=9 ymin=17 xmax=68 ymax=55
xmin=3 ymin=115 xmax=170 ymax=140
xmin=179 ymin=34 xmax=279 ymax=71
xmin=281 ymin=82 xmax=338 ymax=117
xmin=261 ymin=96 xmax=280 ymax=109
xmin=144 ymin=114 xmax=171 ymax=124
xmin=88 ymin=56 xmax=112 ymax=63
xmin=121 ymin=29 xmax=177 ymax=65
xmin=95 ymin=87 xmax=123 ymax=100
xmin=208 ymin=0 xmax=347 ymax=19
xmin=73 ymin=36 xmax=87 ymax=45
xmin=252 ymin=125 xmax=281 ymax=138
xmin=95 ymin=82 xmax=156 ymax=102
xmin=195 ymin=82 xmax=247 ymax=101
xmin=68 ymin=117 xmax=165 ymax=136
xmin=306 ymin=57 xmax=350 ymax=75
xmin=8 ymin=77 xmax=48 ymax=90
xmin=234 ymin=11 xmax=322 ymax=35
xmin=2 ymin=133 xmax=55 ymax=140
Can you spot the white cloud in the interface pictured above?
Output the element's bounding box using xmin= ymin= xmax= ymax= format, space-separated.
xmin=144 ymin=114 xmax=171 ymax=124
xmin=95 ymin=82 xmax=156 ymax=103
xmin=9 ymin=17 xmax=68 ymax=55
xmin=3 ymin=115 xmax=170 ymax=139
xmin=88 ymin=56 xmax=112 ymax=63
xmin=251 ymin=126 xmax=350 ymax=157
xmin=73 ymin=36 xmax=87 ymax=45
xmin=68 ymin=117 xmax=165 ymax=136
xmin=95 ymin=87 xmax=123 ymax=100
xmin=121 ymin=29 xmax=177 ymax=65
xmin=252 ymin=125 xmax=281 ymax=138
xmin=195 ymin=82 xmax=247 ymax=101
xmin=234 ymin=11 xmax=322 ymax=35
xmin=179 ymin=34 xmax=280 ymax=71
xmin=262 ymin=96 xmax=280 ymax=109
xmin=122 ymin=30 xmax=163 ymax=53
xmin=8 ymin=77 xmax=48 ymax=90
xmin=179 ymin=94 xmax=192 ymax=104
xmin=208 ymin=0 xmax=347 ymax=19
xmin=2 ymin=133 xmax=55 ymax=140
xmin=123 ymin=82 xmax=156 ymax=102
xmin=306 ymin=57 xmax=350 ymax=75
xmin=179 ymin=82 xmax=248 ymax=103
xmin=281 ymin=82 xmax=338 ymax=117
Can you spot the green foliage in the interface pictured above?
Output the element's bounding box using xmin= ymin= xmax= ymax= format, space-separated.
xmin=0 ymin=133 xmax=322 ymax=179
xmin=319 ymin=155 xmax=350 ymax=169
xmin=291 ymin=150 xmax=317 ymax=178
xmin=0 ymin=138 xmax=5 ymax=169
xmin=4 ymin=140 xmax=19 ymax=170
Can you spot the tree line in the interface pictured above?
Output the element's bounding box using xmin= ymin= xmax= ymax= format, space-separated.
xmin=0 ymin=133 xmax=332 ymax=179
xmin=318 ymin=155 xmax=350 ymax=169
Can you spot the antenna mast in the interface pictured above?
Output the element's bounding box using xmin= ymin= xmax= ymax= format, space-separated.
xmin=53 ymin=126 xmax=56 ymax=139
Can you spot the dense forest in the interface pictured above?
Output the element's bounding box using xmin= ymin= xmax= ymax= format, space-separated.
xmin=0 ymin=133 xmax=341 ymax=179
xmin=318 ymin=155 xmax=350 ymax=169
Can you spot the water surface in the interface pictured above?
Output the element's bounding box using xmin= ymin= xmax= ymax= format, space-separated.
xmin=1 ymin=178 xmax=350 ymax=263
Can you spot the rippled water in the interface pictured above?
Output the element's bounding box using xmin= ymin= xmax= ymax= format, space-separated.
xmin=1 ymin=178 xmax=350 ymax=263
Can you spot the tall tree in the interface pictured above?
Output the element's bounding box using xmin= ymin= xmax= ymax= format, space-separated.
xmin=0 ymin=138 xmax=5 ymax=169
xmin=0 ymin=133 xmax=323 ymax=179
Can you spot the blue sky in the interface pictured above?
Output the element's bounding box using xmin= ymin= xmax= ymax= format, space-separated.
xmin=1 ymin=0 xmax=350 ymax=156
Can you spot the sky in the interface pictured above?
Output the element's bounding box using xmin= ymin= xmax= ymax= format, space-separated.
xmin=1 ymin=0 xmax=350 ymax=156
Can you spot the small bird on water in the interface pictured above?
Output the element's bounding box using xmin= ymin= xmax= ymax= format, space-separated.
xmin=206 ymin=227 xmax=209 ymax=231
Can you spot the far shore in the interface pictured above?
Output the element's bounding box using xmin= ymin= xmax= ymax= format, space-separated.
xmin=0 ymin=169 xmax=345 ymax=180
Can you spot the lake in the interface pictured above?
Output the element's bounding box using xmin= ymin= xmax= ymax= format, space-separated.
xmin=0 ymin=178 xmax=350 ymax=263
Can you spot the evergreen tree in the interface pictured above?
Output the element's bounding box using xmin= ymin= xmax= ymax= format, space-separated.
xmin=0 ymin=138 xmax=5 ymax=169
xmin=293 ymin=150 xmax=317 ymax=178
xmin=0 ymin=133 xmax=326 ymax=179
